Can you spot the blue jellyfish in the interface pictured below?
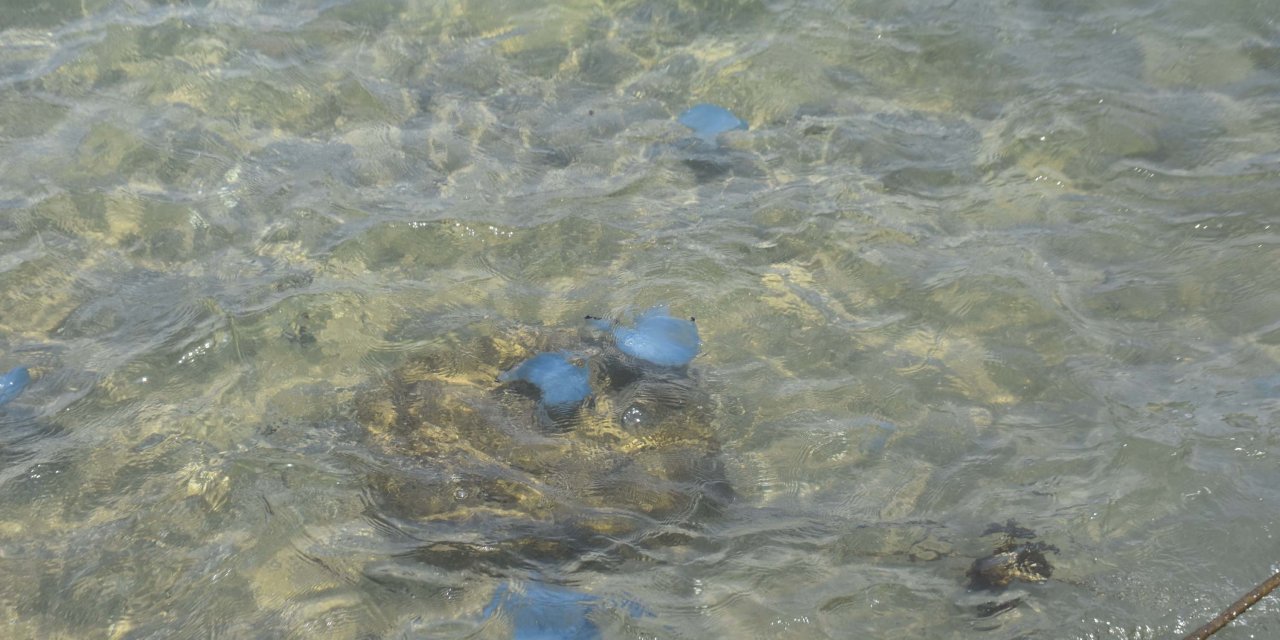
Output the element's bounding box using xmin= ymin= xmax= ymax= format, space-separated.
xmin=0 ymin=366 xmax=30 ymax=407
xmin=678 ymin=103 xmax=747 ymax=143
xmin=1251 ymin=373 xmax=1280 ymax=395
xmin=481 ymin=581 xmax=648 ymax=640
xmin=499 ymin=353 xmax=592 ymax=410
xmin=482 ymin=582 xmax=603 ymax=640
xmin=592 ymin=307 xmax=700 ymax=368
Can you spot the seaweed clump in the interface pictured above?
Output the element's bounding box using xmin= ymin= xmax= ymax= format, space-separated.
xmin=966 ymin=520 xmax=1059 ymax=618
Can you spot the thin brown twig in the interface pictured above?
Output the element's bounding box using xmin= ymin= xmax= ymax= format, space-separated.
xmin=1183 ymin=569 xmax=1280 ymax=640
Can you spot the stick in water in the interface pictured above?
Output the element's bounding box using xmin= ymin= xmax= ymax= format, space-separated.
xmin=1183 ymin=569 xmax=1280 ymax=640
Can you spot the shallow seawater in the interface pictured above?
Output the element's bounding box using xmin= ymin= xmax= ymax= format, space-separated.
xmin=0 ymin=0 xmax=1278 ymax=638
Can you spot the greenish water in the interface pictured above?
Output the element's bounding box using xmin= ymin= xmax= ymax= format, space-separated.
xmin=1 ymin=0 xmax=1278 ymax=637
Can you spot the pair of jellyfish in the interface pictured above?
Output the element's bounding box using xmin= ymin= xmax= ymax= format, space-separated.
xmin=498 ymin=307 xmax=700 ymax=417
xmin=484 ymin=307 xmax=699 ymax=636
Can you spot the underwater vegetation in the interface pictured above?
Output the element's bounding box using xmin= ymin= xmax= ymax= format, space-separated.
xmin=967 ymin=521 xmax=1057 ymax=590
xmin=966 ymin=521 xmax=1060 ymax=618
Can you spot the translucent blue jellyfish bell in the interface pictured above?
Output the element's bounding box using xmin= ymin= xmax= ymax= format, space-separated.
xmin=678 ymin=103 xmax=748 ymax=144
xmin=481 ymin=581 xmax=648 ymax=640
xmin=590 ymin=307 xmax=700 ymax=368
xmin=482 ymin=582 xmax=602 ymax=640
xmin=0 ymin=366 xmax=31 ymax=407
xmin=499 ymin=352 xmax=592 ymax=423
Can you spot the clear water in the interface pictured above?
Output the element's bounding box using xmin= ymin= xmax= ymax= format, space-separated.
xmin=0 ymin=0 xmax=1278 ymax=638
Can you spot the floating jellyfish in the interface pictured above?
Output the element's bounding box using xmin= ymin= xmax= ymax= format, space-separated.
xmin=0 ymin=366 xmax=30 ymax=407
xmin=678 ymin=103 xmax=747 ymax=143
xmin=591 ymin=307 xmax=700 ymax=368
xmin=858 ymin=418 xmax=897 ymax=456
xmin=1251 ymin=373 xmax=1280 ymax=395
xmin=482 ymin=582 xmax=603 ymax=640
xmin=482 ymin=581 xmax=647 ymax=640
xmin=499 ymin=353 xmax=592 ymax=411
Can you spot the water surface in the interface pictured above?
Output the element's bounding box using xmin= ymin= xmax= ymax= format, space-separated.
xmin=1 ymin=0 xmax=1278 ymax=638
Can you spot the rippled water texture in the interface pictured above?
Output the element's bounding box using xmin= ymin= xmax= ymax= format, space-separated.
xmin=1 ymin=0 xmax=1278 ymax=637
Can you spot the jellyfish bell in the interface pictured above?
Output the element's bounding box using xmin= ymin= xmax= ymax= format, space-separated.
xmin=678 ymin=103 xmax=748 ymax=144
xmin=499 ymin=352 xmax=593 ymax=429
xmin=480 ymin=580 xmax=650 ymax=640
xmin=590 ymin=307 xmax=700 ymax=369
xmin=0 ymin=366 xmax=31 ymax=407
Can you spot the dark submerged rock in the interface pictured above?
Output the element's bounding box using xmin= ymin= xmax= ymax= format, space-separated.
xmin=355 ymin=329 xmax=730 ymax=573
xmin=967 ymin=520 xmax=1057 ymax=590
xmin=965 ymin=520 xmax=1059 ymax=618
xmin=967 ymin=540 xmax=1056 ymax=590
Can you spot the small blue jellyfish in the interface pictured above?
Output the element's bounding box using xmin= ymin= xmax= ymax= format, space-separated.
xmin=678 ymin=103 xmax=747 ymax=143
xmin=1251 ymin=373 xmax=1280 ymax=395
xmin=482 ymin=582 xmax=603 ymax=640
xmin=499 ymin=353 xmax=592 ymax=410
xmin=0 ymin=366 xmax=30 ymax=407
xmin=592 ymin=307 xmax=700 ymax=368
xmin=481 ymin=582 xmax=648 ymax=640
